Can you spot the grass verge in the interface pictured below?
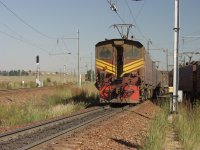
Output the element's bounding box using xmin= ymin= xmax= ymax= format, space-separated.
xmin=173 ymin=103 xmax=200 ymax=150
xmin=142 ymin=102 xmax=170 ymax=150
xmin=0 ymin=83 xmax=99 ymax=130
xmin=0 ymin=99 xmax=85 ymax=128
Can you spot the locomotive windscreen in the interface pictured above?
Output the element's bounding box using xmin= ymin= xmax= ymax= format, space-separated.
xmin=125 ymin=45 xmax=141 ymax=59
xmin=97 ymin=44 xmax=113 ymax=59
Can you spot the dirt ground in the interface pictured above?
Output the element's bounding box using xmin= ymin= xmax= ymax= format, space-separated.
xmin=0 ymin=87 xmax=182 ymax=149
xmin=40 ymin=101 xmax=160 ymax=150
xmin=0 ymin=86 xmax=68 ymax=105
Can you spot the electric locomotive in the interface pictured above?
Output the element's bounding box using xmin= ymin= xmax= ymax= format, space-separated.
xmin=95 ymin=37 xmax=161 ymax=103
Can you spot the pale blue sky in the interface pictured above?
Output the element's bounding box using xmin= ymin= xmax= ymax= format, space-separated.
xmin=0 ymin=0 xmax=200 ymax=73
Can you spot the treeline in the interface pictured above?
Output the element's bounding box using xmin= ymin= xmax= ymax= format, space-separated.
xmin=0 ymin=70 xmax=30 ymax=76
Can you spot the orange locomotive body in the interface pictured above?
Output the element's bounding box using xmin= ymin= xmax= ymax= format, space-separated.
xmin=95 ymin=39 xmax=162 ymax=103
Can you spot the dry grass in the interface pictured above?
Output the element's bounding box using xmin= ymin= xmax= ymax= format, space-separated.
xmin=143 ymin=100 xmax=200 ymax=150
xmin=0 ymin=83 xmax=99 ymax=130
xmin=48 ymin=103 xmax=84 ymax=118
xmin=173 ymin=103 xmax=200 ymax=150
xmin=0 ymin=74 xmax=77 ymax=89
xmin=142 ymin=102 xmax=170 ymax=150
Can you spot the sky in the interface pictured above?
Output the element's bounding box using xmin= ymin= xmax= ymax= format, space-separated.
xmin=0 ymin=0 xmax=200 ymax=73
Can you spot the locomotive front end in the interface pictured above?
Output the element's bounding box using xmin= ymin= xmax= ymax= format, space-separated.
xmin=95 ymin=39 xmax=145 ymax=103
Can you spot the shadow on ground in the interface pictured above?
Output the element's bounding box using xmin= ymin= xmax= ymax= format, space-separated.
xmin=111 ymin=138 xmax=141 ymax=149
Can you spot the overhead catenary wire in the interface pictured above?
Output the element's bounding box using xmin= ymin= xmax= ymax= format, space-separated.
xmin=106 ymin=0 xmax=126 ymax=23
xmin=107 ymin=0 xmax=150 ymax=43
xmin=124 ymin=0 xmax=148 ymax=41
xmin=125 ymin=0 xmax=164 ymax=49
xmin=61 ymin=38 xmax=72 ymax=54
xmin=0 ymin=0 xmax=56 ymax=40
xmin=134 ymin=0 xmax=147 ymax=19
xmin=0 ymin=22 xmax=52 ymax=53
xmin=0 ymin=22 xmax=24 ymax=39
xmin=107 ymin=0 xmax=167 ymax=56
xmin=115 ymin=12 xmax=126 ymax=23
xmin=0 ymin=29 xmax=50 ymax=53
xmin=0 ymin=22 xmax=66 ymax=58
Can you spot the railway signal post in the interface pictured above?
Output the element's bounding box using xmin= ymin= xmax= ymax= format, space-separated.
xmin=36 ymin=55 xmax=41 ymax=87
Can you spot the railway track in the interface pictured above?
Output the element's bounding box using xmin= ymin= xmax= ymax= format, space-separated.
xmin=0 ymin=104 xmax=130 ymax=150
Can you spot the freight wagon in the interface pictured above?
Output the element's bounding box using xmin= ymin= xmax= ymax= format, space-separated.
xmin=169 ymin=61 xmax=200 ymax=102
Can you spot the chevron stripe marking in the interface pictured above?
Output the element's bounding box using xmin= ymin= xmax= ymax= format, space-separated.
xmin=96 ymin=59 xmax=113 ymax=68
xmin=123 ymin=64 xmax=144 ymax=74
xmin=96 ymin=61 xmax=116 ymax=72
xmin=96 ymin=59 xmax=116 ymax=71
xmin=123 ymin=61 xmax=144 ymax=72
xmin=96 ymin=65 xmax=116 ymax=75
xmin=124 ymin=58 xmax=144 ymax=68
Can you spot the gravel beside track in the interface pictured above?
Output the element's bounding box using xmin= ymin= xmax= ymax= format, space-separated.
xmin=38 ymin=100 xmax=159 ymax=150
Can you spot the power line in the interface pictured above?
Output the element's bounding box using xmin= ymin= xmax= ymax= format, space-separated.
xmin=106 ymin=0 xmax=126 ymax=23
xmin=0 ymin=29 xmax=49 ymax=53
xmin=0 ymin=22 xmax=24 ymax=39
xmin=126 ymin=0 xmax=166 ymax=50
xmin=135 ymin=0 xmax=147 ymax=19
xmin=107 ymin=0 xmax=149 ymax=42
xmin=124 ymin=0 xmax=148 ymax=41
xmin=115 ymin=11 xmax=126 ymax=23
xmin=0 ymin=22 xmax=50 ymax=53
xmin=0 ymin=0 xmax=56 ymax=39
xmin=61 ymin=38 xmax=72 ymax=54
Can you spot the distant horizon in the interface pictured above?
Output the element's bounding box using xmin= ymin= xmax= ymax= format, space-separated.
xmin=0 ymin=69 xmax=87 ymax=74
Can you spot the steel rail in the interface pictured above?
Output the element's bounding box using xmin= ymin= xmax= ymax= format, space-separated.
xmin=0 ymin=106 xmax=106 ymax=142
xmin=21 ymin=106 xmax=130 ymax=150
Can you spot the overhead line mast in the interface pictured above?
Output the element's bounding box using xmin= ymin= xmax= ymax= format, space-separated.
xmin=172 ymin=0 xmax=180 ymax=113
